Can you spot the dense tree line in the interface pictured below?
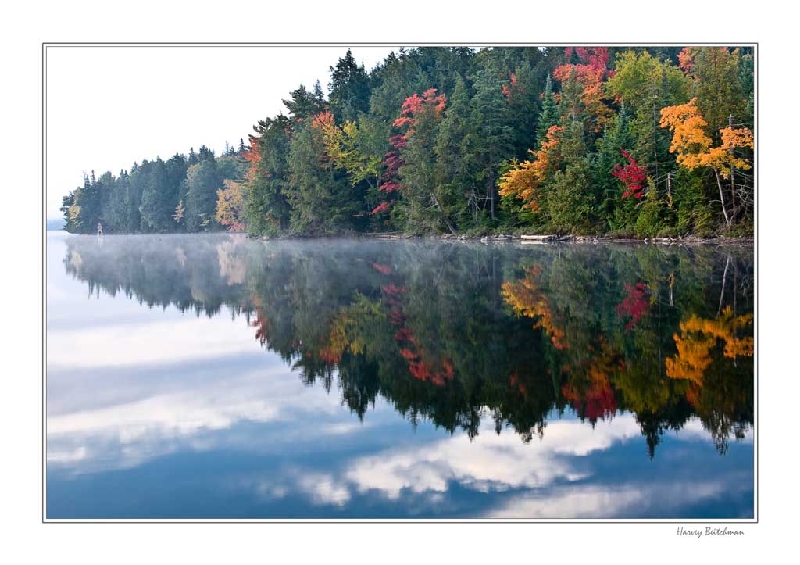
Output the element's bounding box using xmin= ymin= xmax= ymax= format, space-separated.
xmin=61 ymin=144 xmax=248 ymax=234
xmin=62 ymin=46 xmax=754 ymax=237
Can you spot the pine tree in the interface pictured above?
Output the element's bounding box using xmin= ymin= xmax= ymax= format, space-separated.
xmin=536 ymin=74 xmax=558 ymax=149
xmin=328 ymin=49 xmax=371 ymax=124
xmin=434 ymin=74 xmax=477 ymax=228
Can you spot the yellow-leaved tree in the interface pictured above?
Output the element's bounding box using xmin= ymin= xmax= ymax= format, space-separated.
xmin=215 ymin=179 xmax=246 ymax=232
xmin=659 ymin=98 xmax=754 ymax=227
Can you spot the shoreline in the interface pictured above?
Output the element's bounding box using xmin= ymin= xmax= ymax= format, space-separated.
xmin=253 ymin=231 xmax=756 ymax=246
xmin=52 ymin=229 xmax=754 ymax=246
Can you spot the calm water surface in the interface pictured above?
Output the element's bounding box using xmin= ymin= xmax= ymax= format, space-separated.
xmin=46 ymin=232 xmax=755 ymax=519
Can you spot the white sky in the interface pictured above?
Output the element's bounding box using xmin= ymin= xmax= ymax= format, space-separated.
xmin=45 ymin=45 xmax=400 ymax=219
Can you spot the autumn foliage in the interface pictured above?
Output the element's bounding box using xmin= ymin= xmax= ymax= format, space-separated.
xmin=373 ymin=90 xmax=447 ymax=216
xmin=312 ymin=111 xmax=344 ymax=164
xmin=498 ymin=125 xmax=563 ymax=212
xmin=501 ymin=73 xmax=517 ymax=99
xmin=63 ymin=46 xmax=754 ymax=239
xmin=215 ymin=179 xmax=247 ymax=231
xmin=659 ymin=98 xmax=754 ymax=176
xmin=501 ymin=265 xmax=568 ymax=350
xmin=553 ymin=47 xmax=613 ymax=131
xmin=562 ymin=338 xmax=622 ymax=421
xmin=666 ymin=307 xmax=754 ymax=384
xmin=381 ymin=282 xmax=454 ymax=386
xmin=678 ymin=47 xmax=695 ymax=73
xmin=615 ymin=282 xmax=650 ymax=330
xmin=392 ymin=88 xmax=447 ymax=133
xmin=375 ymin=132 xmax=408 ymax=215
xmin=251 ymin=296 xmax=271 ymax=346
xmin=612 ymin=150 xmax=648 ymax=199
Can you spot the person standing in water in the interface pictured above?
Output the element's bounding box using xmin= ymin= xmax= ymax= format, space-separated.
xmin=97 ymin=222 xmax=103 ymax=235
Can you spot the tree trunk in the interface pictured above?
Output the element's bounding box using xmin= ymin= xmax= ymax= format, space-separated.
xmin=718 ymin=254 xmax=731 ymax=316
xmin=714 ymin=170 xmax=731 ymax=227
xmin=488 ymin=172 xmax=496 ymax=220
xmin=431 ymin=192 xmax=457 ymax=235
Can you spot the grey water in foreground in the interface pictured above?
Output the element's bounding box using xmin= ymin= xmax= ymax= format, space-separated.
xmin=45 ymin=232 xmax=754 ymax=519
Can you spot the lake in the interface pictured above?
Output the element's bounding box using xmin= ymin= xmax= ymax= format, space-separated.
xmin=45 ymin=232 xmax=755 ymax=520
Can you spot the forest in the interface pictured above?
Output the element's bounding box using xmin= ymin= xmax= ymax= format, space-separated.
xmin=60 ymin=46 xmax=755 ymax=238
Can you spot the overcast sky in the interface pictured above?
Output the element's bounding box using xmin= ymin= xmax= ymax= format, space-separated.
xmin=45 ymin=45 xmax=401 ymax=219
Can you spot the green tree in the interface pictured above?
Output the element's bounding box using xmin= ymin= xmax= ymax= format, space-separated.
xmin=282 ymin=82 xmax=327 ymax=121
xmin=136 ymin=154 xmax=188 ymax=233
xmin=245 ymin=115 xmax=292 ymax=235
xmin=468 ymin=64 xmax=515 ymax=221
xmin=67 ymin=171 xmax=106 ymax=234
xmin=536 ymin=74 xmax=559 ymax=149
xmin=685 ymin=47 xmax=747 ymax=144
xmin=543 ymin=157 xmax=595 ymax=234
xmin=328 ymin=49 xmax=371 ymax=124
xmin=434 ymin=74 xmax=479 ymax=229
xmin=286 ymin=117 xmax=353 ymax=234
xmin=394 ymin=89 xmax=453 ymax=233
xmin=605 ymin=50 xmax=689 ymax=195
xmin=594 ymin=105 xmax=635 ymax=230
xmin=185 ymin=157 xmax=221 ymax=232
xmin=103 ymin=170 xmax=129 ymax=232
xmin=61 ymin=190 xmax=77 ymax=232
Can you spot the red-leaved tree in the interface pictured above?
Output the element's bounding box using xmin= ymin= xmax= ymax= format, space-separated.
xmin=612 ymin=149 xmax=648 ymax=199
xmin=373 ymin=89 xmax=446 ymax=217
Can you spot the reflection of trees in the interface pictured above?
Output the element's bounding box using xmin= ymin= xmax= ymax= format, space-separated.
xmin=667 ymin=307 xmax=753 ymax=386
xmin=217 ymin=239 xmax=247 ymax=285
xmin=63 ymin=234 xmax=252 ymax=316
xmin=62 ymin=235 xmax=754 ymax=457
xmin=502 ymin=265 xmax=568 ymax=350
xmin=561 ymin=337 xmax=622 ymax=423
xmin=666 ymin=304 xmax=754 ymax=454
xmin=494 ymin=245 xmax=752 ymax=451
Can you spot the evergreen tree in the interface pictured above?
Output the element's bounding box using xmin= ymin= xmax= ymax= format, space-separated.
xmin=505 ymin=60 xmax=542 ymax=160
xmin=245 ymin=115 xmax=292 ymax=235
xmin=328 ymin=49 xmax=371 ymax=124
xmin=139 ymin=158 xmax=173 ymax=232
xmin=185 ymin=158 xmax=220 ymax=232
xmin=396 ymin=90 xmax=452 ymax=233
xmin=434 ymin=74 xmax=478 ymax=228
xmin=594 ymin=105 xmax=635 ymax=229
xmin=468 ymin=64 xmax=515 ymax=221
xmin=536 ymin=74 xmax=558 ymax=149
xmin=286 ymin=119 xmax=350 ymax=234
xmin=689 ymin=47 xmax=747 ymax=144
xmin=282 ymin=83 xmax=327 ymax=121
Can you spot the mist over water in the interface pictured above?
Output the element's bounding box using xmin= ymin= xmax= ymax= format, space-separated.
xmin=45 ymin=232 xmax=754 ymax=519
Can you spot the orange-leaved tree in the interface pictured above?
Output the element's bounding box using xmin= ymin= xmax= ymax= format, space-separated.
xmin=498 ymin=125 xmax=564 ymax=213
xmin=659 ymin=98 xmax=753 ymax=227
xmin=553 ymin=47 xmax=613 ymax=133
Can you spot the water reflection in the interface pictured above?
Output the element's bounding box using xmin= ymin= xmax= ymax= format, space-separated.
xmin=47 ymin=233 xmax=754 ymax=518
xmin=58 ymin=234 xmax=754 ymax=457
